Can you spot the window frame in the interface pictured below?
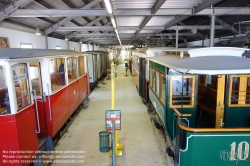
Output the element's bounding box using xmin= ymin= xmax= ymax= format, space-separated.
xmin=169 ymin=75 xmax=195 ymax=108
xmin=228 ymin=75 xmax=250 ymax=107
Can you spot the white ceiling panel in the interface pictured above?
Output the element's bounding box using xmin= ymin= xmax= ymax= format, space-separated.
xmin=161 ymin=0 xmax=203 ymax=8
xmin=116 ymin=16 xmax=145 ymax=26
xmin=140 ymin=30 xmax=156 ymax=33
xmin=119 ymin=30 xmax=136 ymax=33
xmin=145 ymin=16 xmax=175 ymax=26
xmin=111 ymin=0 xmax=155 ymax=9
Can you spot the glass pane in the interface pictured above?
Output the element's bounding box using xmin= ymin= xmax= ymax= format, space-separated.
xmin=152 ymin=69 xmax=155 ymax=92
xmin=156 ymin=71 xmax=160 ymax=95
xmin=78 ymin=56 xmax=85 ymax=77
xmin=172 ymin=77 xmax=193 ymax=106
xmin=160 ymin=74 xmax=165 ymax=104
xmin=149 ymin=67 xmax=152 ymax=87
xmin=49 ymin=58 xmax=66 ymax=91
xmin=67 ymin=57 xmax=78 ymax=83
xmin=246 ymin=77 xmax=250 ymax=104
xmin=0 ymin=66 xmax=9 ymax=114
xmin=12 ymin=63 xmax=30 ymax=111
xmin=231 ymin=77 xmax=240 ymax=104
xmin=30 ymin=66 xmax=41 ymax=95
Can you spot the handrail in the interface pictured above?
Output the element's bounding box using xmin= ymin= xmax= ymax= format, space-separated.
xmin=32 ymin=90 xmax=40 ymax=133
xmin=173 ymin=108 xmax=192 ymax=117
xmin=47 ymin=83 xmax=52 ymax=121
xmin=179 ymin=123 xmax=250 ymax=132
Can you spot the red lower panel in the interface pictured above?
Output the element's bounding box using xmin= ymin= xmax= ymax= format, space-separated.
xmin=0 ymin=106 xmax=38 ymax=166
xmin=46 ymin=88 xmax=70 ymax=137
xmin=68 ymin=81 xmax=80 ymax=117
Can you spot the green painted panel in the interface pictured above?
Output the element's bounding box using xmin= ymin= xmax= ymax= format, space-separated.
xmin=180 ymin=131 xmax=250 ymax=166
xmin=225 ymin=75 xmax=250 ymax=127
xmin=149 ymin=88 xmax=165 ymax=126
xmin=149 ymin=61 xmax=165 ymax=73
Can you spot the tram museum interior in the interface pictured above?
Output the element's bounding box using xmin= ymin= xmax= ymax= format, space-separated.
xmin=0 ymin=0 xmax=249 ymax=49
xmin=0 ymin=0 xmax=250 ymax=166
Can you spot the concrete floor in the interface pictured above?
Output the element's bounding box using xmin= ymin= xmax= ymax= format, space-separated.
xmin=52 ymin=64 xmax=167 ymax=166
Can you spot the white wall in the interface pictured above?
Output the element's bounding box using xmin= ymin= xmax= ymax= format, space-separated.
xmin=0 ymin=27 xmax=46 ymax=48
xmin=69 ymin=41 xmax=80 ymax=51
xmin=81 ymin=44 xmax=88 ymax=52
xmin=178 ymin=38 xmax=220 ymax=48
xmin=0 ymin=27 xmax=86 ymax=51
xmin=47 ymin=37 xmax=68 ymax=49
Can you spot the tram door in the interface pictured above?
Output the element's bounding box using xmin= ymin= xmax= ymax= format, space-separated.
xmin=29 ymin=62 xmax=43 ymax=137
xmin=215 ymin=75 xmax=226 ymax=128
xmin=139 ymin=58 xmax=147 ymax=102
xmin=197 ymin=75 xmax=225 ymax=128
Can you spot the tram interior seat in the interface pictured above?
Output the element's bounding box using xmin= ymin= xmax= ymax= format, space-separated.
xmin=198 ymin=86 xmax=217 ymax=117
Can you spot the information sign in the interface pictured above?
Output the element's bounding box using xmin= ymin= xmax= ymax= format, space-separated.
xmin=105 ymin=110 xmax=121 ymax=130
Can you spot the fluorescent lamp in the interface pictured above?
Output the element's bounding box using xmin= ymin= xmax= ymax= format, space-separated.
xmin=79 ymin=40 xmax=82 ymax=44
xmin=104 ymin=0 xmax=112 ymax=14
xmin=111 ymin=18 xmax=116 ymax=28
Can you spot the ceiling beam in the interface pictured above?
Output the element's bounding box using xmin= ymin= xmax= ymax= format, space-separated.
xmin=215 ymin=17 xmax=238 ymax=34
xmin=157 ymin=0 xmax=223 ymax=34
xmin=9 ymin=8 xmax=250 ymax=17
xmin=43 ymin=0 xmax=103 ymax=35
xmin=76 ymin=33 xmax=195 ymax=37
xmin=130 ymin=0 xmax=166 ymax=44
xmin=0 ymin=0 xmax=34 ymax=22
xmin=67 ymin=16 xmax=105 ymax=39
xmin=56 ymin=25 xmax=225 ymax=31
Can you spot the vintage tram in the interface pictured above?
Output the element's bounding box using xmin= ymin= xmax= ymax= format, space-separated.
xmin=0 ymin=48 xmax=90 ymax=165
xmin=144 ymin=47 xmax=250 ymax=166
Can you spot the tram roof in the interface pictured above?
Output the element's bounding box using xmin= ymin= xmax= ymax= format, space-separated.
xmin=147 ymin=47 xmax=250 ymax=75
xmin=0 ymin=48 xmax=83 ymax=59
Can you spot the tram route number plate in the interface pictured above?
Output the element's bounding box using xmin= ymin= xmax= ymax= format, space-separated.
xmin=105 ymin=110 xmax=121 ymax=130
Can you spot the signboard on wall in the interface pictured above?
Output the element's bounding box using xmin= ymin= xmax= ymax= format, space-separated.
xmin=105 ymin=110 xmax=121 ymax=130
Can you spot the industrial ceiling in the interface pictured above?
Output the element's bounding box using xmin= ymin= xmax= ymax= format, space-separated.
xmin=0 ymin=0 xmax=249 ymax=47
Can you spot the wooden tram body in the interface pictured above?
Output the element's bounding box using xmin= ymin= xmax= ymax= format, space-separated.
xmin=131 ymin=47 xmax=169 ymax=103
xmin=0 ymin=48 xmax=89 ymax=165
xmin=85 ymin=50 xmax=108 ymax=90
xmin=145 ymin=47 xmax=250 ymax=166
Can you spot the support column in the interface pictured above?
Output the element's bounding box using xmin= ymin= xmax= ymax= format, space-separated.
xmin=210 ymin=15 xmax=216 ymax=47
xmin=176 ymin=24 xmax=179 ymax=48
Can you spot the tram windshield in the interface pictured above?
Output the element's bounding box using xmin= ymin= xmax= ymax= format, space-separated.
xmin=67 ymin=57 xmax=78 ymax=83
xmin=0 ymin=66 xmax=9 ymax=115
xmin=12 ymin=63 xmax=31 ymax=111
xmin=49 ymin=58 xmax=66 ymax=91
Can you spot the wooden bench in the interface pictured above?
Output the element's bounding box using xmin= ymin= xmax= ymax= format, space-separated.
xmin=198 ymin=86 xmax=217 ymax=116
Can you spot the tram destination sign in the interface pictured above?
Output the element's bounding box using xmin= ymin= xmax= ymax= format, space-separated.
xmin=105 ymin=110 xmax=121 ymax=130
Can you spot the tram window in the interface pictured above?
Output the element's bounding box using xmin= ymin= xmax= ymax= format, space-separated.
xmin=49 ymin=58 xmax=66 ymax=92
xmin=152 ymin=69 xmax=155 ymax=92
xmin=247 ymin=77 xmax=250 ymax=104
xmin=207 ymin=75 xmax=217 ymax=89
xmin=170 ymin=76 xmax=195 ymax=108
xmin=12 ymin=63 xmax=31 ymax=111
xmin=30 ymin=64 xmax=42 ymax=96
xmin=229 ymin=76 xmax=250 ymax=106
xmin=0 ymin=66 xmax=9 ymax=114
xmin=67 ymin=57 xmax=78 ymax=83
xmin=160 ymin=74 xmax=165 ymax=105
xmin=78 ymin=56 xmax=85 ymax=77
xmin=155 ymin=71 xmax=160 ymax=96
xmin=149 ymin=67 xmax=152 ymax=88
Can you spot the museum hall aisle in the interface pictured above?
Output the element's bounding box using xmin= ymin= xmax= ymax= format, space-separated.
xmin=52 ymin=64 xmax=167 ymax=166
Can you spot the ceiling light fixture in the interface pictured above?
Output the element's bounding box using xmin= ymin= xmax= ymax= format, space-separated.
xmin=79 ymin=40 xmax=82 ymax=44
xmin=191 ymin=25 xmax=197 ymax=34
xmin=104 ymin=0 xmax=122 ymax=47
xmin=65 ymin=36 xmax=69 ymax=41
xmin=104 ymin=0 xmax=112 ymax=14
xmin=35 ymin=27 xmax=41 ymax=35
